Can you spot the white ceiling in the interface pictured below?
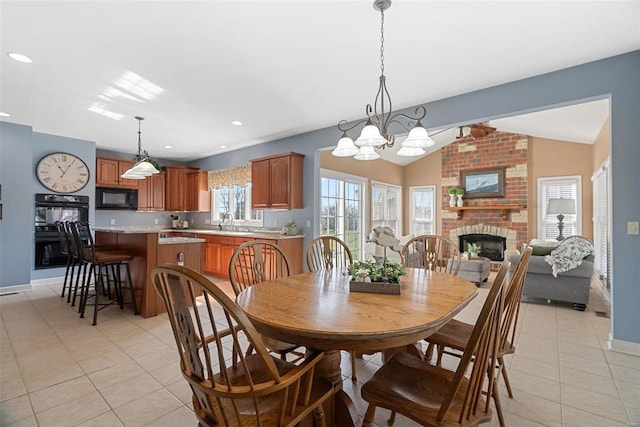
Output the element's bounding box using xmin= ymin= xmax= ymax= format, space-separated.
xmin=1 ymin=1 xmax=638 ymax=163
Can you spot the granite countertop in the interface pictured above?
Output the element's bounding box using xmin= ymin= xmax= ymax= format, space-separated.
xmin=158 ymin=237 xmax=205 ymax=245
xmin=94 ymin=226 xmax=303 ymax=240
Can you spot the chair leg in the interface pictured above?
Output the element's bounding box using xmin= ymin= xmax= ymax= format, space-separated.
xmin=66 ymin=259 xmax=77 ymax=303
xmin=79 ymin=263 xmax=92 ymax=316
xmin=92 ymin=264 xmax=103 ymax=326
xmin=499 ymin=357 xmax=514 ymax=398
xmin=124 ymin=263 xmax=138 ymax=315
xmin=387 ymin=411 xmax=396 ymax=426
xmin=363 ymin=403 xmax=376 ymax=427
xmin=61 ymin=255 xmax=72 ymax=298
xmin=312 ymin=406 xmax=326 ymax=427
xmin=492 ymin=379 xmax=505 ymax=427
xmin=350 ymin=351 xmax=357 ymax=383
xmin=436 ymin=344 xmax=445 ymax=367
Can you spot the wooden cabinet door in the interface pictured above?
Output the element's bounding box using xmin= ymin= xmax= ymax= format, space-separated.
xmin=165 ymin=167 xmax=186 ymax=211
xmin=203 ymin=242 xmax=221 ymax=274
xmin=220 ymin=244 xmax=235 ymax=277
xmin=117 ymin=161 xmax=138 ymax=188
xmin=149 ymin=174 xmax=165 ymax=211
xmin=269 ymin=156 xmax=291 ymax=209
xmin=186 ymin=170 xmax=210 ymax=212
xmin=137 ymin=178 xmax=150 ymax=210
xmin=96 ymin=158 xmax=119 ymax=187
xmin=251 ymin=159 xmax=271 ymax=209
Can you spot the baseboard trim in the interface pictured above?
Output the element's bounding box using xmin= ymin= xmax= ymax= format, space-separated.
xmin=0 ymin=283 xmax=32 ymax=294
xmin=608 ymin=334 xmax=640 ymax=356
xmin=31 ymin=277 xmax=64 ymax=287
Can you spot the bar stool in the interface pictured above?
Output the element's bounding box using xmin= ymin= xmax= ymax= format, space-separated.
xmin=69 ymin=222 xmax=138 ymax=325
xmin=55 ymin=221 xmax=76 ymax=301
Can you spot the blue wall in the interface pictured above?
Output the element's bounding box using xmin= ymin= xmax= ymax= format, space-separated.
xmin=0 ymin=123 xmax=33 ymax=288
xmin=0 ymin=51 xmax=638 ymax=345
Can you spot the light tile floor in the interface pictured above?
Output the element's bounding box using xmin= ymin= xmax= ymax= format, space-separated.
xmin=1 ymin=276 xmax=638 ymax=426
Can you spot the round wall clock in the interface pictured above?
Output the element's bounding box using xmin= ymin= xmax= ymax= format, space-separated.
xmin=36 ymin=152 xmax=90 ymax=193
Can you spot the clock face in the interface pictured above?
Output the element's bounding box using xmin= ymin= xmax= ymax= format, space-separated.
xmin=36 ymin=152 xmax=90 ymax=193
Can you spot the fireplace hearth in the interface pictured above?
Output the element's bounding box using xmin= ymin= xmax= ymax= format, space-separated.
xmin=459 ymin=233 xmax=507 ymax=261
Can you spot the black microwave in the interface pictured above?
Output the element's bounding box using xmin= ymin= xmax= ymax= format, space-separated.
xmin=96 ymin=187 xmax=138 ymax=210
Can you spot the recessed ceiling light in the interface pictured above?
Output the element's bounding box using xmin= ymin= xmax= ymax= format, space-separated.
xmin=219 ymin=145 xmax=227 ymax=149
xmin=8 ymin=52 xmax=32 ymax=63
xmin=0 ymin=112 xmax=10 ymax=117
xmin=164 ymin=145 xmax=173 ymax=149
xmin=231 ymin=120 xmax=243 ymax=126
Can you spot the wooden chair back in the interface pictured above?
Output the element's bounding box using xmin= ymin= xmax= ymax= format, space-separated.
xmin=401 ymin=235 xmax=461 ymax=274
xmin=306 ymin=235 xmax=353 ymax=272
xmin=152 ymin=264 xmax=332 ymax=426
xmin=500 ymin=246 xmax=533 ymax=353
xmin=438 ymin=260 xmax=509 ymax=423
xmin=229 ymin=240 xmax=291 ymax=296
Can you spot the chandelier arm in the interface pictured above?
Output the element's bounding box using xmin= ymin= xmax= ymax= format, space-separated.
xmin=337 ymin=118 xmax=370 ymax=133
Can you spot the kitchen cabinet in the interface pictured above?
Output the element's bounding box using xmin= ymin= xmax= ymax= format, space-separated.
xmin=250 ymin=152 xmax=304 ymax=209
xmin=137 ymin=173 xmax=165 ymax=211
xmin=165 ymin=166 xmax=210 ymax=212
xmin=199 ymin=232 xmax=303 ymax=278
xmin=186 ymin=170 xmax=211 ymax=212
xmin=96 ymin=157 xmax=138 ymax=189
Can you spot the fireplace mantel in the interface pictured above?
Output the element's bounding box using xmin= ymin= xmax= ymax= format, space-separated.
xmin=443 ymin=205 xmax=526 ymax=220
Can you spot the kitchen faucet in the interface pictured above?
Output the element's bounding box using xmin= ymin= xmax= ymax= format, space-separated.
xmin=219 ymin=213 xmax=234 ymax=230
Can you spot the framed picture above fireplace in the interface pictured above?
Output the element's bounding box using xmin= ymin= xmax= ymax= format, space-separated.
xmin=461 ymin=167 xmax=505 ymax=198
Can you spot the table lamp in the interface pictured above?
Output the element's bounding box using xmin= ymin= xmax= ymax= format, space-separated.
xmin=547 ymin=198 xmax=576 ymax=241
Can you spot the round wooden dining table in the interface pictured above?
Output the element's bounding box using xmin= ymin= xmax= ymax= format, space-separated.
xmin=236 ymin=268 xmax=478 ymax=426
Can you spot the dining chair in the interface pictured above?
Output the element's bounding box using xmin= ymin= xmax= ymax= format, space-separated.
xmin=361 ymin=260 xmax=510 ymax=427
xmin=424 ymin=246 xmax=533 ymax=427
xmin=401 ymin=235 xmax=461 ymax=274
xmin=229 ymin=240 xmax=302 ymax=360
xmin=306 ymin=235 xmax=353 ymax=272
xmin=152 ymin=264 xmax=333 ymax=427
xmin=305 ymin=235 xmax=364 ymax=382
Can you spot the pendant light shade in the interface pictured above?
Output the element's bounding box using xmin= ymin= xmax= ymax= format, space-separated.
xmin=332 ymin=133 xmax=359 ymax=157
xmin=354 ymin=145 xmax=380 ymax=161
xmin=121 ymin=116 xmax=160 ymax=179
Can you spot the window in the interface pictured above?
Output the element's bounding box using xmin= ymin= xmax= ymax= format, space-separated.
xmin=371 ymin=181 xmax=402 ymax=237
xmin=409 ymin=186 xmax=436 ymax=235
xmin=211 ymin=184 xmax=262 ymax=226
xmin=592 ymin=158 xmax=611 ymax=290
xmin=320 ymin=169 xmax=366 ymax=261
xmin=537 ymin=176 xmax=582 ymax=240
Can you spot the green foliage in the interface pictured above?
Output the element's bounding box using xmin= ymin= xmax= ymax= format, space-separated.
xmin=467 ymin=242 xmax=482 ymax=255
xmin=348 ymin=259 xmax=406 ymax=283
xmin=454 ymin=188 xmax=465 ymax=195
xmin=448 ymin=188 xmax=458 ymax=195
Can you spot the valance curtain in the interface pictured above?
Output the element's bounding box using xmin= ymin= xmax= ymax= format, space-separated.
xmin=207 ymin=165 xmax=251 ymax=189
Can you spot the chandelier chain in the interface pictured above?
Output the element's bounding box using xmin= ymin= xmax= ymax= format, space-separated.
xmin=380 ymin=9 xmax=385 ymax=75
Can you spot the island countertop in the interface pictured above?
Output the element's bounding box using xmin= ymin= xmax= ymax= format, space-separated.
xmin=94 ymin=226 xmax=304 ymax=240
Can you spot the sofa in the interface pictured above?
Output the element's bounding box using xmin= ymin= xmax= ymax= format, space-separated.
xmin=507 ymin=236 xmax=594 ymax=311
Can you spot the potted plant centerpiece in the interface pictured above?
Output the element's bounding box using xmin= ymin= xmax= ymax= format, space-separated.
xmin=466 ymin=242 xmax=482 ymax=258
xmin=347 ymin=259 xmax=406 ymax=294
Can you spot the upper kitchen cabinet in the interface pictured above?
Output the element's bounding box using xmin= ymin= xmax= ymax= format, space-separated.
xmin=137 ymin=173 xmax=165 ymax=211
xmin=250 ymin=152 xmax=304 ymax=209
xmin=96 ymin=157 xmax=138 ymax=188
xmin=165 ymin=166 xmax=210 ymax=212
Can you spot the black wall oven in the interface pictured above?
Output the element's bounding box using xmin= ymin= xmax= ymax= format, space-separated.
xmin=35 ymin=193 xmax=89 ymax=269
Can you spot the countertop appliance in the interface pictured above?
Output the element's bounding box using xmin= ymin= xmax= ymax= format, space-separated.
xmin=34 ymin=193 xmax=89 ymax=269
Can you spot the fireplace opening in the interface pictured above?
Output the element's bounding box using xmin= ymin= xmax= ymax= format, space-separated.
xmin=459 ymin=234 xmax=507 ymax=261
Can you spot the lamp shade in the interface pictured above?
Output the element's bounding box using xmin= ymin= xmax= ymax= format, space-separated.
xmin=355 ymin=123 xmax=386 ymax=147
xmin=401 ymin=123 xmax=435 ymax=149
xmin=547 ymin=198 xmax=576 ymax=215
xmin=332 ymin=134 xmax=359 ymax=157
xmin=354 ymin=145 xmax=380 ymax=161
xmin=132 ymin=160 xmax=160 ymax=174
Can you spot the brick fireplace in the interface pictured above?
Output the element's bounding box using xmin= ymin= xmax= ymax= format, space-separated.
xmin=442 ymin=132 xmax=528 ymax=251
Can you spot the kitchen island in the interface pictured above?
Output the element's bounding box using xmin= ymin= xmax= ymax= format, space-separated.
xmin=95 ymin=227 xmax=205 ymax=318
xmin=94 ymin=226 xmax=304 ymax=318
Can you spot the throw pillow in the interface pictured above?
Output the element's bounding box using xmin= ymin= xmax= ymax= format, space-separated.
xmin=530 ymin=245 xmax=556 ymax=256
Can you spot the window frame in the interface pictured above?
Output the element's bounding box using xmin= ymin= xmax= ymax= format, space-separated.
xmin=409 ymin=185 xmax=436 ymax=236
xmin=371 ymin=180 xmax=402 ymax=237
xmin=210 ymin=183 xmax=263 ymax=227
xmin=537 ymin=175 xmax=582 ymax=240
